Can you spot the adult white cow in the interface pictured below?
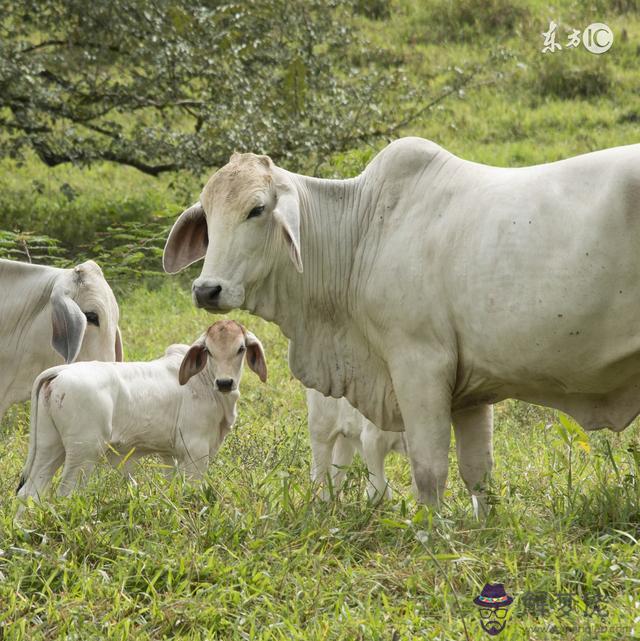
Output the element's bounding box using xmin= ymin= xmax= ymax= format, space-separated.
xmin=0 ymin=258 xmax=122 ymax=423
xmin=163 ymin=137 xmax=640 ymax=510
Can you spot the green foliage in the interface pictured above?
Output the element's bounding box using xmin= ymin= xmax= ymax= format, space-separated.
xmin=531 ymin=55 xmax=613 ymax=100
xmin=1 ymin=0 xmax=640 ymax=636
xmin=0 ymin=219 xmax=174 ymax=295
xmin=410 ymin=0 xmax=529 ymax=44
xmin=0 ymin=0 xmax=415 ymax=175
xmin=0 ymin=187 xmax=169 ymax=249
xmin=0 ymin=229 xmax=66 ymax=265
xmin=0 ymin=283 xmax=639 ymax=639
xmin=354 ymin=0 xmax=392 ymax=20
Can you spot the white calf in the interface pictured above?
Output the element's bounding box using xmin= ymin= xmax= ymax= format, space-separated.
xmin=307 ymin=389 xmax=406 ymax=500
xmin=17 ymin=320 xmax=266 ymax=506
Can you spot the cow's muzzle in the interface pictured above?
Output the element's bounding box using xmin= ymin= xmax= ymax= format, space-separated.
xmin=215 ymin=378 xmax=235 ymax=393
xmin=193 ymin=284 xmax=222 ymax=310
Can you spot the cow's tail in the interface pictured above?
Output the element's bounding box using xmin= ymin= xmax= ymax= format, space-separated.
xmin=16 ymin=366 xmax=64 ymax=494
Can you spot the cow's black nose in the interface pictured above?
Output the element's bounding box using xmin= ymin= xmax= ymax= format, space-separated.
xmin=194 ymin=285 xmax=222 ymax=308
xmin=216 ymin=378 xmax=234 ymax=392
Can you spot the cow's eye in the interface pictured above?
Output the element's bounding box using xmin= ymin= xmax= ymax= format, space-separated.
xmin=237 ymin=345 xmax=246 ymax=355
xmin=247 ymin=205 xmax=265 ymax=219
xmin=84 ymin=312 xmax=100 ymax=327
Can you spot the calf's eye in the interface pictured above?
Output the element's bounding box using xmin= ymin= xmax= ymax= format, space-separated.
xmin=237 ymin=345 xmax=246 ymax=355
xmin=247 ymin=205 xmax=265 ymax=219
xmin=84 ymin=312 xmax=100 ymax=327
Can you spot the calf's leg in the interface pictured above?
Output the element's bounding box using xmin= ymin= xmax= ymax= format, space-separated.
xmin=16 ymin=409 xmax=65 ymax=504
xmin=176 ymin=439 xmax=210 ymax=481
xmin=360 ymin=423 xmax=392 ymax=500
xmin=329 ymin=434 xmax=357 ymax=496
xmin=309 ymin=427 xmax=341 ymax=499
xmin=57 ymin=449 xmax=101 ymax=496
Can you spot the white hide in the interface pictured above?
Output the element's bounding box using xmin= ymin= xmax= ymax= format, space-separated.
xmin=306 ymin=388 xmax=406 ymax=500
xmin=0 ymin=259 xmax=122 ymax=423
xmin=16 ymin=323 xmax=267 ymax=505
xmin=163 ymin=138 xmax=640 ymax=506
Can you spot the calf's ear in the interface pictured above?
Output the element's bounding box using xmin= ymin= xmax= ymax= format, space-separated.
xmin=244 ymin=331 xmax=267 ymax=383
xmin=50 ymin=289 xmax=88 ymax=363
xmin=179 ymin=343 xmax=208 ymax=385
xmin=273 ymin=190 xmax=303 ymax=274
xmin=115 ymin=326 xmax=124 ymax=362
xmin=163 ymin=202 xmax=208 ymax=274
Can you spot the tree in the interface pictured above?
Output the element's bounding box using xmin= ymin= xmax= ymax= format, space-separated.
xmin=0 ymin=0 xmax=415 ymax=175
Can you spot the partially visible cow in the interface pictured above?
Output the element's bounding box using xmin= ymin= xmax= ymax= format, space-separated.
xmin=307 ymin=388 xmax=406 ymax=500
xmin=0 ymin=259 xmax=122 ymax=424
xmin=16 ymin=320 xmax=267 ymax=507
xmin=163 ymin=138 xmax=640 ymax=511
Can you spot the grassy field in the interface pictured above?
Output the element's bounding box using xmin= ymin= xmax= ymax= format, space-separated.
xmin=2 ymin=0 xmax=640 ymax=639
xmin=1 ymin=284 xmax=639 ymax=640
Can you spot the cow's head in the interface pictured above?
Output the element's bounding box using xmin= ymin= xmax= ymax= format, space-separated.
xmin=50 ymin=260 xmax=123 ymax=364
xmin=178 ymin=319 xmax=267 ymax=390
xmin=163 ymin=153 xmax=302 ymax=312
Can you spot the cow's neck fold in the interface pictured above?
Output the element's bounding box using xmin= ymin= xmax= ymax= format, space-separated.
xmin=243 ymin=173 xmax=367 ymax=387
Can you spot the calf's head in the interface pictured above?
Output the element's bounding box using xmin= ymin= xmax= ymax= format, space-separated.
xmin=163 ymin=153 xmax=302 ymax=312
xmin=51 ymin=260 xmax=123 ymax=364
xmin=178 ymin=319 xmax=267 ymax=391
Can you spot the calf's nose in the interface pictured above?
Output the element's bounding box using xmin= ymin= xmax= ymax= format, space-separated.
xmin=216 ymin=378 xmax=234 ymax=393
xmin=194 ymin=284 xmax=222 ymax=308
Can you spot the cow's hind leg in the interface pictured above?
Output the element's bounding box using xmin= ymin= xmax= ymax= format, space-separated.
xmin=16 ymin=410 xmax=65 ymax=506
xmin=453 ymin=404 xmax=494 ymax=518
xmin=57 ymin=453 xmax=100 ymax=497
xmin=57 ymin=431 xmax=106 ymax=497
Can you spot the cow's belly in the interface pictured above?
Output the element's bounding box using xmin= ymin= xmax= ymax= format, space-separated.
xmin=460 ymin=377 xmax=640 ymax=432
xmin=454 ymin=319 xmax=640 ymax=431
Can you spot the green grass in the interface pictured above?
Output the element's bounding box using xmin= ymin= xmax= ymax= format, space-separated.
xmin=0 ymin=283 xmax=639 ymax=640
xmin=2 ymin=0 xmax=640 ymax=638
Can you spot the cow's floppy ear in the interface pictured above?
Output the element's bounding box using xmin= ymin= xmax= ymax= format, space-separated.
xmin=50 ymin=288 xmax=88 ymax=363
xmin=179 ymin=342 xmax=208 ymax=385
xmin=115 ymin=326 xmax=124 ymax=362
xmin=163 ymin=202 xmax=208 ymax=274
xmin=273 ymin=191 xmax=303 ymax=273
xmin=244 ymin=331 xmax=267 ymax=383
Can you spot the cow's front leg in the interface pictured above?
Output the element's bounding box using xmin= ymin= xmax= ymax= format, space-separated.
xmin=389 ymin=350 xmax=455 ymax=507
xmin=453 ymin=404 xmax=493 ymax=517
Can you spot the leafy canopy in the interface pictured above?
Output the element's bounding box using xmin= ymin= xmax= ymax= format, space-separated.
xmin=0 ymin=0 xmax=411 ymax=175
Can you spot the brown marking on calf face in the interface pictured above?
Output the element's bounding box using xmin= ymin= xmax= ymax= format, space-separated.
xmin=204 ymin=319 xmax=245 ymax=346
